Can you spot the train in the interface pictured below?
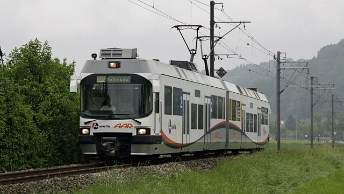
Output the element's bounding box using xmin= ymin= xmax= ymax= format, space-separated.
xmin=70 ymin=48 xmax=270 ymax=160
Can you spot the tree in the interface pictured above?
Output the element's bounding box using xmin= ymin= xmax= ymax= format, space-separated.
xmin=313 ymin=112 xmax=322 ymax=141
xmin=285 ymin=114 xmax=296 ymax=131
xmin=0 ymin=39 xmax=83 ymax=171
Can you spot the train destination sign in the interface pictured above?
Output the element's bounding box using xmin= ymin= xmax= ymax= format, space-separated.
xmin=97 ymin=76 xmax=131 ymax=83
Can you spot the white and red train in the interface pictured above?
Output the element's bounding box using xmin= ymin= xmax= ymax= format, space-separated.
xmin=70 ymin=48 xmax=270 ymax=159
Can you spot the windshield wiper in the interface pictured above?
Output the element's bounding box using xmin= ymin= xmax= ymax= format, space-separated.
xmin=84 ymin=113 xmax=116 ymax=124
xmin=121 ymin=114 xmax=141 ymax=124
xmin=84 ymin=113 xmax=141 ymax=125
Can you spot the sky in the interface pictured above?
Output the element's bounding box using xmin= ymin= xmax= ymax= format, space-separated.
xmin=1 ymin=0 xmax=343 ymax=75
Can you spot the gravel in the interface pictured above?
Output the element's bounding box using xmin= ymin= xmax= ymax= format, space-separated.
xmin=0 ymin=157 xmax=223 ymax=194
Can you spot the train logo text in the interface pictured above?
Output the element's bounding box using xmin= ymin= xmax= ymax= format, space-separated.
xmin=114 ymin=123 xmax=133 ymax=128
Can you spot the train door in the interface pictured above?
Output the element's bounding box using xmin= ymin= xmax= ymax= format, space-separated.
xmin=204 ymin=96 xmax=211 ymax=149
xmin=154 ymin=93 xmax=161 ymax=134
xmin=182 ymin=93 xmax=190 ymax=152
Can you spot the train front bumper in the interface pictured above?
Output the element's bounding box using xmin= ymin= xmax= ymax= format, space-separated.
xmin=78 ymin=135 xmax=162 ymax=156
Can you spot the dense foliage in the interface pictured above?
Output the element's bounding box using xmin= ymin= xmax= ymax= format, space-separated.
xmin=0 ymin=39 xmax=83 ymax=172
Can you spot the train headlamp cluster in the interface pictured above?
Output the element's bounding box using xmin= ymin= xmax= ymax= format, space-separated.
xmin=108 ymin=62 xmax=121 ymax=68
xmin=80 ymin=128 xmax=90 ymax=135
xmin=137 ymin=128 xmax=151 ymax=135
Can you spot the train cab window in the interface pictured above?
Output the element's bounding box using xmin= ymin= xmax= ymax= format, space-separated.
xmin=195 ymin=90 xmax=200 ymax=97
xmin=80 ymin=74 xmax=152 ymax=119
xmin=173 ymin=87 xmax=182 ymax=115
xmin=164 ymin=86 xmax=172 ymax=115
xmin=198 ymin=104 xmax=203 ymax=129
xmin=191 ymin=103 xmax=197 ymax=129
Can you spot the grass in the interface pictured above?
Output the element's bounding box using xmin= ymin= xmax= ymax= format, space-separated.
xmin=74 ymin=141 xmax=344 ymax=194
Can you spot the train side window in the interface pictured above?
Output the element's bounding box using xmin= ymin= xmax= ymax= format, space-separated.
xmin=173 ymin=87 xmax=181 ymax=115
xmin=232 ymin=100 xmax=237 ymax=121
xmin=212 ymin=96 xmax=218 ymax=118
xmin=155 ymin=93 xmax=159 ymax=113
xmin=254 ymin=114 xmax=257 ymax=132
xmin=164 ymin=86 xmax=172 ymax=115
xmin=218 ymin=97 xmax=223 ymax=119
xmin=246 ymin=113 xmax=250 ymax=132
xmin=265 ymin=108 xmax=269 ymax=124
xmin=261 ymin=107 xmax=268 ymax=125
xmin=250 ymin=113 xmax=254 ymax=132
xmin=236 ymin=101 xmax=241 ymax=121
xmin=198 ymin=104 xmax=203 ymax=129
xmin=195 ymin=90 xmax=200 ymax=97
xmin=191 ymin=103 xmax=197 ymax=129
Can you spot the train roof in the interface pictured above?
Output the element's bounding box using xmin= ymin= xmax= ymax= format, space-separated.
xmin=81 ymin=48 xmax=268 ymax=102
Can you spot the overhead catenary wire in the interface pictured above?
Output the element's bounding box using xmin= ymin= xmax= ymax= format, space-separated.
xmin=127 ymin=0 xmax=343 ymax=109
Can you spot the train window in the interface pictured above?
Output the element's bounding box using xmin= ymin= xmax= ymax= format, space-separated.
xmin=195 ymin=90 xmax=200 ymax=97
xmin=173 ymin=87 xmax=182 ymax=115
xmin=250 ymin=114 xmax=254 ymax=132
xmin=250 ymin=103 xmax=253 ymax=108
xmin=212 ymin=95 xmax=218 ymax=118
xmin=254 ymin=114 xmax=257 ymax=132
xmin=246 ymin=113 xmax=250 ymax=132
xmin=198 ymin=104 xmax=203 ymax=129
xmin=261 ymin=107 xmax=269 ymax=125
xmin=218 ymin=97 xmax=223 ymax=119
xmin=155 ymin=93 xmax=159 ymax=113
xmin=232 ymin=100 xmax=237 ymax=121
xmin=264 ymin=108 xmax=268 ymax=124
xmin=236 ymin=102 xmax=241 ymax=121
xmin=191 ymin=103 xmax=197 ymax=129
xmin=164 ymin=86 xmax=172 ymax=115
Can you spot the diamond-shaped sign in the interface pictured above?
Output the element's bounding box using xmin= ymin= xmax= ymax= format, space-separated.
xmin=216 ymin=67 xmax=227 ymax=78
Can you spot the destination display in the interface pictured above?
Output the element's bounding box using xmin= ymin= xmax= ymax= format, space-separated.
xmin=96 ymin=76 xmax=131 ymax=83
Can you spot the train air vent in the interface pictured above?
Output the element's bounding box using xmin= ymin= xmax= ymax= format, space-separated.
xmin=100 ymin=48 xmax=137 ymax=59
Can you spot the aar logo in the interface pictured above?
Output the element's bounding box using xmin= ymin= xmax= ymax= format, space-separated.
xmin=168 ymin=119 xmax=176 ymax=134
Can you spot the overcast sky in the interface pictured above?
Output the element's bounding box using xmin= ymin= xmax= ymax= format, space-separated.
xmin=1 ymin=0 xmax=343 ymax=75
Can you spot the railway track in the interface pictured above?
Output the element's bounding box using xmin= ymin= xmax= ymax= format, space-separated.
xmin=0 ymin=152 xmax=235 ymax=186
xmin=0 ymin=163 xmax=130 ymax=186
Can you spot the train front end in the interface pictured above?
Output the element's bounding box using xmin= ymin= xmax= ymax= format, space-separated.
xmin=70 ymin=48 xmax=161 ymax=159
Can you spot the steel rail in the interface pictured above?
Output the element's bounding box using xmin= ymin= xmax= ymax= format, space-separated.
xmin=0 ymin=163 xmax=130 ymax=185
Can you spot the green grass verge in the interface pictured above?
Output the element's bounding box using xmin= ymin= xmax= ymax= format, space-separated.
xmin=75 ymin=141 xmax=344 ymax=194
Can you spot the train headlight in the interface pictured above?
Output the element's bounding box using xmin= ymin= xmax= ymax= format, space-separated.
xmin=137 ymin=128 xmax=151 ymax=135
xmin=108 ymin=61 xmax=121 ymax=68
xmin=80 ymin=128 xmax=90 ymax=135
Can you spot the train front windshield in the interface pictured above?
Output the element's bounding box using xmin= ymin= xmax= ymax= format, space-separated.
xmin=80 ymin=74 xmax=153 ymax=119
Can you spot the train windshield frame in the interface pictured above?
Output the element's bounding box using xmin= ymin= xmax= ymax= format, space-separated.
xmin=80 ymin=74 xmax=153 ymax=119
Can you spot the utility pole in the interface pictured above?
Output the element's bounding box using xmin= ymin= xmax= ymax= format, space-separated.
xmin=210 ymin=1 xmax=215 ymax=77
xmin=209 ymin=1 xmax=249 ymax=77
xmin=276 ymin=51 xmax=281 ymax=150
xmin=331 ymin=94 xmax=343 ymax=148
xmin=311 ymin=77 xmax=314 ymax=148
xmin=309 ymin=79 xmax=334 ymax=148
xmin=275 ymin=52 xmax=309 ymax=150
xmin=332 ymin=94 xmax=334 ymax=148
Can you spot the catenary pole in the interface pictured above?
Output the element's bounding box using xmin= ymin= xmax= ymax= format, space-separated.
xmin=311 ymin=77 xmax=314 ymax=148
xmin=210 ymin=1 xmax=215 ymax=77
xmin=276 ymin=51 xmax=281 ymax=150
